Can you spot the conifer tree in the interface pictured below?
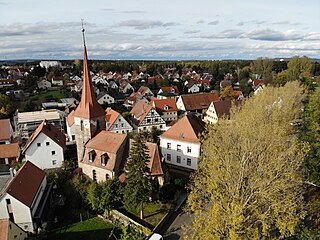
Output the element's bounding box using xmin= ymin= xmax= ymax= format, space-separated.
xmin=123 ymin=133 xmax=151 ymax=219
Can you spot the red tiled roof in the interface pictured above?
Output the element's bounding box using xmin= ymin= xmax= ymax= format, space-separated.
xmin=150 ymin=98 xmax=178 ymax=112
xmin=73 ymin=46 xmax=105 ymax=119
xmin=0 ymin=119 xmax=11 ymax=141
xmin=22 ymin=120 xmax=66 ymax=153
xmin=0 ymin=143 xmax=20 ymax=159
xmin=161 ymin=114 xmax=205 ymax=143
xmin=6 ymin=161 xmax=45 ymax=207
xmin=130 ymin=100 xmax=153 ymax=125
xmin=253 ymin=79 xmax=265 ymax=87
xmin=0 ymin=219 xmax=9 ymax=240
xmin=105 ymin=108 xmax=120 ymax=130
xmin=137 ymin=86 xmax=152 ymax=95
xmin=212 ymin=100 xmax=232 ymax=118
xmin=66 ymin=110 xmax=75 ymax=127
xmin=145 ymin=142 xmax=163 ymax=176
xmin=180 ymin=92 xmax=219 ymax=111
xmin=159 ymin=86 xmax=180 ymax=94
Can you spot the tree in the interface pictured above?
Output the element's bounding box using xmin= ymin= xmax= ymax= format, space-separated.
xmin=251 ymin=58 xmax=273 ymax=84
xmin=87 ymin=182 xmax=102 ymax=211
xmin=123 ymin=133 xmax=151 ymax=219
xmin=0 ymin=94 xmax=14 ymax=118
xmin=186 ymin=81 xmax=307 ymax=239
xmin=99 ymin=178 xmax=123 ymax=215
xmin=220 ymin=86 xmax=234 ymax=100
xmin=287 ymin=56 xmax=312 ymax=81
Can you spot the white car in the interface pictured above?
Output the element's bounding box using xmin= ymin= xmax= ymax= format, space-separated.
xmin=148 ymin=233 xmax=163 ymax=240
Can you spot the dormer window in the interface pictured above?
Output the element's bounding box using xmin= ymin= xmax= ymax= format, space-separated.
xmin=89 ymin=150 xmax=96 ymax=162
xmin=101 ymin=154 xmax=108 ymax=166
xmin=164 ymin=105 xmax=169 ymax=110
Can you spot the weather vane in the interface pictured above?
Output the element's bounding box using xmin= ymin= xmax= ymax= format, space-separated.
xmin=81 ymin=19 xmax=86 ymax=47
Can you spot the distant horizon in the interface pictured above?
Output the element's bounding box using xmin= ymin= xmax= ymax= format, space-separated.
xmin=1 ymin=0 xmax=319 ymax=61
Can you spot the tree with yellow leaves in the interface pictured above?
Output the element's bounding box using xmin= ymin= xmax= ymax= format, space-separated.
xmin=185 ymin=81 xmax=307 ymax=239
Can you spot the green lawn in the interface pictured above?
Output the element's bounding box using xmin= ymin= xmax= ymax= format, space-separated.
xmin=30 ymin=89 xmax=68 ymax=101
xmin=47 ymin=217 xmax=118 ymax=240
xmin=127 ymin=202 xmax=173 ymax=226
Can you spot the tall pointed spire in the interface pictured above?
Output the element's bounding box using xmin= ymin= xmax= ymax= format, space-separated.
xmin=73 ymin=21 xmax=105 ymax=119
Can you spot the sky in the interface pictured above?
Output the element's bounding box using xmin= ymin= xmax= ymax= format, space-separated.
xmin=0 ymin=0 xmax=319 ymax=60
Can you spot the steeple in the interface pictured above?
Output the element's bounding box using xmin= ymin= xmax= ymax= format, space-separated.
xmin=73 ymin=22 xmax=105 ymax=119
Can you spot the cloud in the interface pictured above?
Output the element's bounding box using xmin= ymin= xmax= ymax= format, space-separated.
xmin=101 ymin=8 xmax=115 ymax=11
xmin=246 ymin=28 xmax=304 ymax=41
xmin=273 ymin=21 xmax=300 ymax=26
xmin=118 ymin=20 xmax=178 ymax=30
xmin=237 ymin=21 xmax=244 ymax=26
xmin=121 ymin=10 xmax=145 ymax=14
xmin=184 ymin=30 xmax=200 ymax=34
xmin=197 ymin=20 xmax=204 ymax=24
xmin=208 ymin=20 xmax=219 ymax=25
xmin=200 ymin=29 xmax=244 ymax=39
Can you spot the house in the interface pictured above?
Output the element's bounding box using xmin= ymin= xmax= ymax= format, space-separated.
xmin=97 ymin=92 xmax=115 ymax=105
xmin=121 ymin=140 xmax=164 ymax=187
xmin=0 ymin=143 xmax=20 ymax=165
xmin=66 ymin=110 xmax=76 ymax=142
xmin=130 ymin=100 xmax=166 ymax=132
xmin=123 ymin=92 xmax=146 ymax=108
xmin=37 ymin=79 xmax=51 ymax=90
xmin=79 ymin=131 xmax=128 ymax=181
xmin=51 ymin=76 xmax=64 ymax=86
xmin=14 ymin=109 xmax=66 ymax=139
xmin=187 ymin=82 xmax=200 ymax=93
xmin=176 ymin=92 xmax=220 ymax=117
xmin=105 ymin=108 xmax=133 ymax=134
xmin=0 ymin=119 xmax=13 ymax=144
xmin=204 ymin=100 xmax=232 ymax=124
xmin=233 ymin=90 xmax=244 ymax=101
xmin=0 ymin=219 xmax=28 ymax=240
xmin=160 ymin=114 xmax=205 ymax=172
xmin=157 ymin=86 xmax=180 ymax=100
xmin=137 ymin=86 xmax=154 ymax=98
xmin=0 ymin=161 xmax=52 ymax=233
xmin=150 ymin=98 xmax=178 ymax=122
xmin=252 ymin=79 xmax=265 ymax=95
xmin=108 ymin=81 xmax=118 ymax=90
xmin=22 ymin=120 xmax=66 ymax=170
xmin=119 ymin=80 xmax=134 ymax=93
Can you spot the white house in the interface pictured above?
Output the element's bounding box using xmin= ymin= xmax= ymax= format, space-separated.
xmin=37 ymin=79 xmax=52 ymax=90
xmin=97 ymin=92 xmax=115 ymax=105
xmin=109 ymin=81 xmax=118 ymax=90
xmin=160 ymin=114 xmax=205 ymax=171
xmin=204 ymin=100 xmax=232 ymax=124
xmin=150 ymin=98 xmax=178 ymax=122
xmin=66 ymin=110 xmax=76 ymax=142
xmin=0 ymin=161 xmax=51 ymax=233
xmin=23 ymin=120 xmax=66 ymax=169
xmin=130 ymin=100 xmax=166 ymax=132
xmin=119 ymin=80 xmax=134 ymax=93
xmin=187 ymin=83 xmax=200 ymax=93
xmin=105 ymin=108 xmax=133 ymax=134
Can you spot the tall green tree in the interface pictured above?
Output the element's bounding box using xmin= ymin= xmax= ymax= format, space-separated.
xmin=99 ymin=178 xmax=123 ymax=215
xmin=251 ymin=58 xmax=273 ymax=84
xmin=123 ymin=133 xmax=151 ymax=219
xmin=0 ymin=94 xmax=13 ymax=118
xmin=287 ymin=56 xmax=313 ymax=81
xmin=186 ymin=81 xmax=307 ymax=239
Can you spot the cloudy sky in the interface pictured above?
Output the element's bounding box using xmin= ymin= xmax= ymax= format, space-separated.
xmin=0 ymin=0 xmax=319 ymax=60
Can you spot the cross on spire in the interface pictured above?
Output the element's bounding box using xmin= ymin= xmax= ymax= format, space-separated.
xmin=81 ymin=19 xmax=86 ymax=47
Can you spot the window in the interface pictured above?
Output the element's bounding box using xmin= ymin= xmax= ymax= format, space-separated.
xmin=80 ymin=120 xmax=83 ymax=131
xmin=160 ymin=125 xmax=163 ymax=129
xmin=177 ymin=144 xmax=181 ymax=152
xmin=101 ymin=155 xmax=107 ymax=166
xmin=93 ymin=170 xmax=97 ymax=182
xmin=6 ymin=199 xmax=11 ymax=205
xmin=72 ymin=135 xmax=75 ymax=141
xmin=177 ymin=156 xmax=181 ymax=163
xmin=46 ymin=142 xmax=50 ymax=146
xmin=187 ymin=147 xmax=191 ymax=153
xmin=121 ymin=123 xmax=124 ymax=127
xmin=167 ymin=154 xmax=171 ymax=161
xmin=187 ymin=158 xmax=191 ymax=166
xmin=106 ymin=174 xmax=109 ymax=180
xmin=167 ymin=143 xmax=171 ymax=149
xmin=52 ymin=160 xmax=57 ymax=165
xmin=147 ymin=119 xmax=151 ymax=123
xmin=37 ymin=143 xmax=41 ymax=147
xmin=51 ymin=150 xmax=56 ymax=155
xmin=89 ymin=151 xmax=95 ymax=162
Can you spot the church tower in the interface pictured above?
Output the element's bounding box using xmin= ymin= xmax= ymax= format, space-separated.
xmin=73 ymin=25 xmax=106 ymax=162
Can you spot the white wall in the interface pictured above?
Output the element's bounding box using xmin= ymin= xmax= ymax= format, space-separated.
xmin=31 ymin=177 xmax=47 ymax=216
xmin=79 ymin=162 xmax=114 ymax=182
xmin=0 ymin=193 xmax=34 ymax=232
xmin=108 ymin=115 xmax=133 ymax=134
xmin=160 ymin=137 xmax=201 ymax=170
xmin=176 ymin=96 xmax=186 ymax=111
xmin=25 ymin=132 xmax=64 ymax=169
xmin=66 ymin=123 xmax=76 ymax=142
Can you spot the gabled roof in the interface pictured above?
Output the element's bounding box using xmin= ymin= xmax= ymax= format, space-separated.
xmin=105 ymin=108 xmax=120 ymax=130
xmin=6 ymin=161 xmax=45 ymax=207
xmin=212 ymin=100 xmax=232 ymax=118
xmin=145 ymin=142 xmax=163 ymax=176
xmin=150 ymin=98 xmax=178 ymax=112
xmin=161 ymin=114 xmax=205 ymax=143
xmin=159 ymin=86 xmax=180 ymax=94
xmin=180 ymin=92 xmax=220 ymax=111
xmin=253 ymin=79 xmax=265 ymax=87
xmin=66 ymin=110 xmax=75 ymax=127
xmin=137 ymin=86 xmax=152 ymax=96
xmin=85 ymin=130 xmax=127 ymax=154
xmin=0 ymin=119 xmax=11 ymax=141
xmin=22 ymin=120 xmax=66 ymax=153
xmin=130 ymin=100 xmax=152 ymax=119
xmin=0 ymin=143 xmax=20 ymax=159
xmin=73 ymin=46 xmax=105 ymax=119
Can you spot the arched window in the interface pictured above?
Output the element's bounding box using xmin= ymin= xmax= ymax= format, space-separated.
xmin=101 ymin=154 xmax=108 ymax=166
xmin=89 ymin=150 xmax=96 ymax=162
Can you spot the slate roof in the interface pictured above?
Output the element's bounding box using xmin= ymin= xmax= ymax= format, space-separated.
xmin=161 ymin=114 xmax=205 ymax=143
